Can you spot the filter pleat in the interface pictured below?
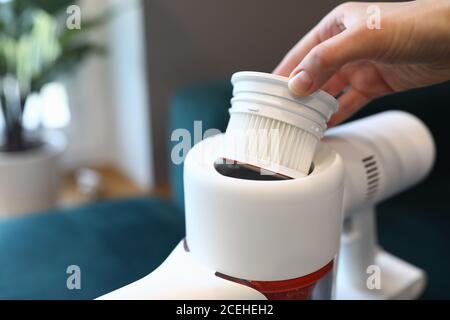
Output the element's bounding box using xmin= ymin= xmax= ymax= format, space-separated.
xmin=226 ymin=112 xmax=317 ymax=176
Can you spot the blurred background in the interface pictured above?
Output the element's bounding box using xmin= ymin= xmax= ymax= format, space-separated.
xmin=0 ymin=0 xmax=348 ymax=212
xmin=0 ymin=0 xmax=449 ymax=300
xmin=0 ymin=0 xmax=152 ymax=211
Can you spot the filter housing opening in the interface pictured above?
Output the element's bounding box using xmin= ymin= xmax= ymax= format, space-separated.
xmin=214 ymin=157 xmax=315 ymax=181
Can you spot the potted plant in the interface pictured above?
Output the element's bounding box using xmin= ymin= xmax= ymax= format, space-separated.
xmin=0 ymin=0 xmax=105 ymax=217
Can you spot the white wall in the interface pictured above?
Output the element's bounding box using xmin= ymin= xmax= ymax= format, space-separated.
xmin=63 ymin=0 xmax=115 ymax=169
xmin=108 ymin=0 xmax=154 ymax=190
xmin=64 ymin=0 xmax=154 ymax=190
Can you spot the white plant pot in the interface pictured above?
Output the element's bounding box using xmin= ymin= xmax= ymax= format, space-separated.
xmin=0 ymin=131 xmax=67 ymax=219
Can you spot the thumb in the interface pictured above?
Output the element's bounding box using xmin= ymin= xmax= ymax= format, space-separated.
xmin=288 ymin=27 xmax=380 ymax=96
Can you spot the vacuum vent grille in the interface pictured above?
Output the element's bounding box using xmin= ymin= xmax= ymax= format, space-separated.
xmin=362 ymin=155 xmax=379 ymax=199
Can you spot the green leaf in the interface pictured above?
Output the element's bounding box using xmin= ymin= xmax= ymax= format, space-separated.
xmin=59 ymin=10 xmax=111 ymax=46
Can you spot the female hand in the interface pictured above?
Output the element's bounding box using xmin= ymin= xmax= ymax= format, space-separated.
xmin=274 ymin=0 xmax=450 ymax=126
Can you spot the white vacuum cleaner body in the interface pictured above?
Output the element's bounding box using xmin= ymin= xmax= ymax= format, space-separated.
xmin=100 ymin=72 xmax=435 ymax=300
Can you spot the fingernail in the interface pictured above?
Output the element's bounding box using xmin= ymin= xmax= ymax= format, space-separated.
xmin=288 ymin=70 xmax=313 ymax=96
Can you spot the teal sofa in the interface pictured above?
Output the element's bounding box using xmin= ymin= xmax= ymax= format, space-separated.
xmin=0 ymin=80 xmax=449 ymax=299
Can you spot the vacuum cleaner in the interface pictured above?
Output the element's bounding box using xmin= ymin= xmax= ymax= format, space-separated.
xmin=100 ymin=72 xmax=435 ymax=300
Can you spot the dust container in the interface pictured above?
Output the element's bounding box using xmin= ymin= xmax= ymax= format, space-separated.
xmin=183 ymin=72 xmax=343 ymax=300
xmin=212 ymin=158 xmax=337 ymax=300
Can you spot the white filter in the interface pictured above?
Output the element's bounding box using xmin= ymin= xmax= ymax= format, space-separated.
xmin=226 ymin=112 xmax=318 ymax=178
xmin=224 ymin=72 xmax=338 ymax=178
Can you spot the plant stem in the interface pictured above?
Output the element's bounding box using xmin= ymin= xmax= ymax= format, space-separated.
xmin=0 ymin=81 xmax=29 ymax=152
xmin=4 ymin=119 xmax=26 ymax=152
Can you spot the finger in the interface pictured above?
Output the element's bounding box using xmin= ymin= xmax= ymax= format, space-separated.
xmin=321 ymin=72 xmax=349 ymax=97
xmin=273 ymin=8 xmax=346 ymax=77
xmin=288 ymin=27 xmax=382 ymax=97
xmin=328 ymin=87 xmax=371 ymax=127
xmin=273 ymin=28 xmax=322 ymax=77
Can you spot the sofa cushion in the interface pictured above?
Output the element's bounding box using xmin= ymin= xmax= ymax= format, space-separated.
xmin=0 ymin=197 xmax=184 ymax=300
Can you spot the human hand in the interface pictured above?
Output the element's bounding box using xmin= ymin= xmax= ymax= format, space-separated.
xmin=274 ymin=0 xmax=450 ymax=126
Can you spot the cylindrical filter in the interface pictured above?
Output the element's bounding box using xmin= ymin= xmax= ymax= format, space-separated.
xmin=224 ymin=71 xmax=338 ymax=178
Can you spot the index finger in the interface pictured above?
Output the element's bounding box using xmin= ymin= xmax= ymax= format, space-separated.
xmin=273 ymin=8 xmax=346 ymax=77
xmin=273 ymin=27 xmax=322 ymax=77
